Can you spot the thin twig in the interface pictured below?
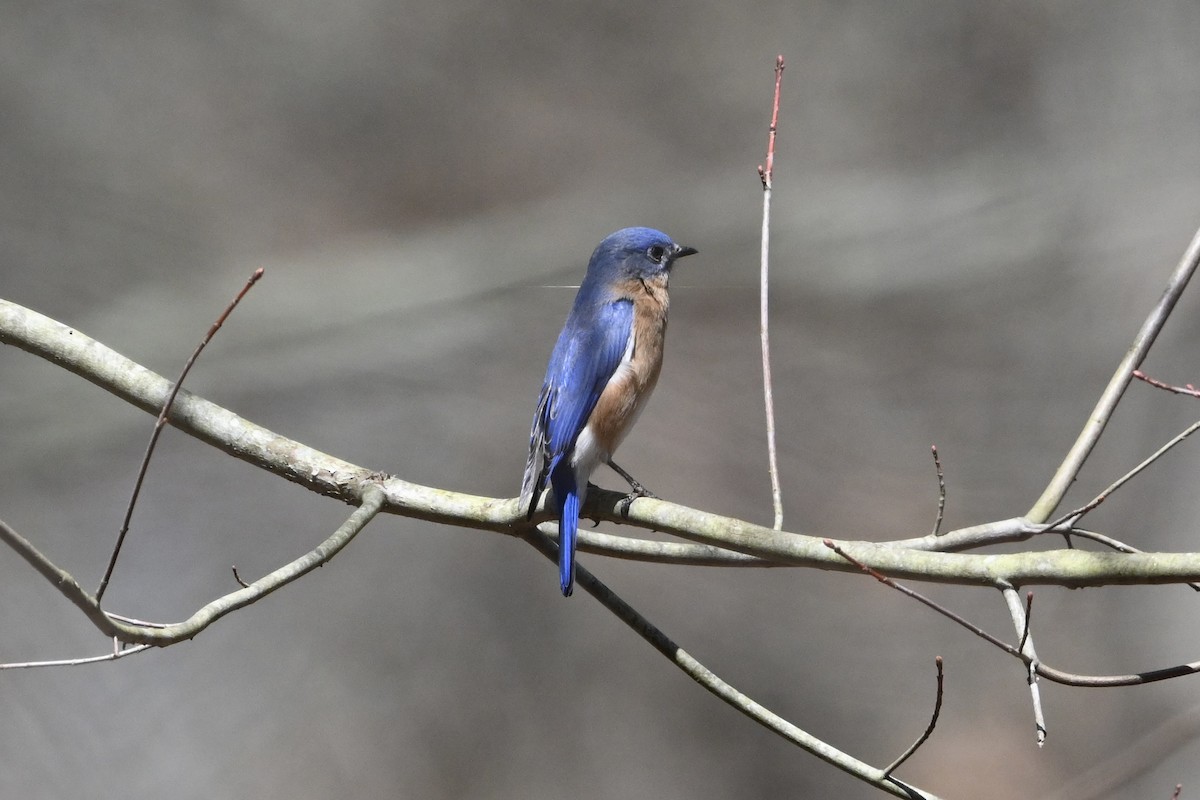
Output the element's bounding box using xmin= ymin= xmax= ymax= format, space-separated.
xmin=232 ymin=565 xmax=250 ymax=588
xmin=1133 ymin=370 xmax=1200 ymax=398
xmin=1017 ymin=591 xmax=1034 ymax=653
xmin=1028 ymin=224 xmax=1200 ymax=522
xmin=525 ymin=528 xmax=944 ymax=800
xmin=929 ymin=445 xmax=946 ymax=536
xmin=1002 ymin=586 xmax=1047 ymax=746
xmin=0 ymin=642 xmax=153 ymax=670
xmin=0 ymin=485 xmax=383 ymax=646
xmin=96 ymin=268 xmax=265 ymax=602
xmin=757 ymin=54 xmax=786 ymax=530
xmin=826 ymin=538 xmax=1200 ymax=688
xmin=1042 ymin=418 xmax=1200 ymax=531
xmin=823 ymin=540 xmax=1022 ymax=657
xmin=882 ymin=656 xmax=944 ymax=777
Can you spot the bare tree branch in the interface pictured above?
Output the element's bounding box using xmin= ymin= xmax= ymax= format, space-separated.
xmin=1027 ymin=224 xmax=1200 ymax=522
xmin=757 ymin=54 xmax=786 ymax=531
xmin=0 ymin=485 xmax=384 ymax=645
xmin=8 ymin=296 xmax=1200 ymax=589
xmin=98 ymin=268 xmax=264 ymax=601
xmin=882 ymin=656 xmax=945 ymax=778
xmin=1001 ymin=586 xmax=1047 ymax=746
xmin=525 ymin=527 xmax=945 ymax=800
xmin=0 ymin=642 xmax=153 ymax=670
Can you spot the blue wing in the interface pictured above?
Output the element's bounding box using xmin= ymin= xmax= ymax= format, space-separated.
xmin=520 ymin=298 xmax=633 ymax=515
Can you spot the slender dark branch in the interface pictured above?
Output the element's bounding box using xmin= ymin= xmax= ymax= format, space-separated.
xmin=929 ymin=445 xmax=946 ymax=536
xmin=1028 ymin=224 xmax=1200 ymax=522
xmin=96 ymin=268 xmax=265 ymax=602
xmin=828 ymin=539 xmax=1200 ymax=689
xmin=882 ymin=656 xmax=944 ymax=778
xmin=525 ymin=526 xmax=944 ymax=800
xmin=1018 ymin=591 xmax=1034 ymax=652
xmin=1036 ymin=659 xmax=1200 ymax=688
xmin=824 ymin=539 xmax=1022 ymax=656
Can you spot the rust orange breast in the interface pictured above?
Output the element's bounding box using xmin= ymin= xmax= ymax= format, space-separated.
xmin=586 ymin=273 xmax=670 ymax=458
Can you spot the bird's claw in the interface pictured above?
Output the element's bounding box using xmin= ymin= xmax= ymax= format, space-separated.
xmin=618 ymin=485 xmax=658 ymax=518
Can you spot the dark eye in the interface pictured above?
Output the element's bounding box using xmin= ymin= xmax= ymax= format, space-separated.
xmin=647 ymin=245 xmax=666 ymax=263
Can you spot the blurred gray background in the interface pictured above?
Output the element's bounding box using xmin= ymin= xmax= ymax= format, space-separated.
xmin=3 ymin=2 xmax=1200 ymax=798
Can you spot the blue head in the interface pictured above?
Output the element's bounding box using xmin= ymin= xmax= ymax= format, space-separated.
xmin=584 ymin=227 xmax=698 ymax=286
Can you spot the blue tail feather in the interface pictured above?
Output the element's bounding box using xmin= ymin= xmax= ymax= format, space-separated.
xmin=558 ymin=490 xmax=579 ymax=596
xmin=551 ymin=466 xmax=579 ymax=596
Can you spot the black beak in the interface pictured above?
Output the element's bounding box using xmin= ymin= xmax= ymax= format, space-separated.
xmin=673 ymin=244 xmax=698 ymax=259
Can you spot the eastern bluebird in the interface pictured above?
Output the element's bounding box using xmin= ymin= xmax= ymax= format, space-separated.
xmin=520 ymin=227 xmax=697 ymax=596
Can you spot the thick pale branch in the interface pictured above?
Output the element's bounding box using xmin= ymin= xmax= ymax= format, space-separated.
xmin=7 ymin=298 xmax=1200 ymax=592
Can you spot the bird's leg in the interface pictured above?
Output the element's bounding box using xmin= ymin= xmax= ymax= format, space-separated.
xmin=607 ymin=459 xmax=657 ymax=517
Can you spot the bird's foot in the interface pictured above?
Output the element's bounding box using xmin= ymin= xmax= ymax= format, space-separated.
xmin=607 ymin=460 xmax=657 ymax=517
xmin=618 ymin=484 xmax=658 ymax=518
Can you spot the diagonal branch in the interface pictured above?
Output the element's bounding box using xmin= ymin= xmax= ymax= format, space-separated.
xmin=98 ymin=268 xmax=264 ymax=602
xmin=1041 ymin=418 xmax=1200 ymax=531
xmin=524 ymin=526 xmax=945 ymax=800
xmin=0 ymin=485 xmax=384 ymax=646
xmin=1027 ymin=224 xmax=1200 ymax=522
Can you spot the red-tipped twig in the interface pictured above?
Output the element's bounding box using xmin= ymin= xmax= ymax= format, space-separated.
xmin=757 ymin=55 xmax=786 ymax=530
xmin=96 ymin=268 xmax=265 ymax=602
xmin=1134 ymin=370 xmax=1200 ymax=398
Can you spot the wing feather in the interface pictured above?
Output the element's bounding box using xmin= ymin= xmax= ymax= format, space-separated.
xmin=519 ymin=299 xmax=633 ymax=515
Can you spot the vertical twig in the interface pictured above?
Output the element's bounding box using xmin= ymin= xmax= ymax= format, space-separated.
xmin=96 ymin=269 xmax=265 ymax=602
xmin=1002 ymin=586 xmax=1047 ymax=746
xmin=757 ymin=54 xmax=786 ymax=530
xmin=929 ymin=445 xmax=946 ymax=536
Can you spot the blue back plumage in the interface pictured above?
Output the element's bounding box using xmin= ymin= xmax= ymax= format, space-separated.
xmin=520 ymin=227 xmax=696 ymax=596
